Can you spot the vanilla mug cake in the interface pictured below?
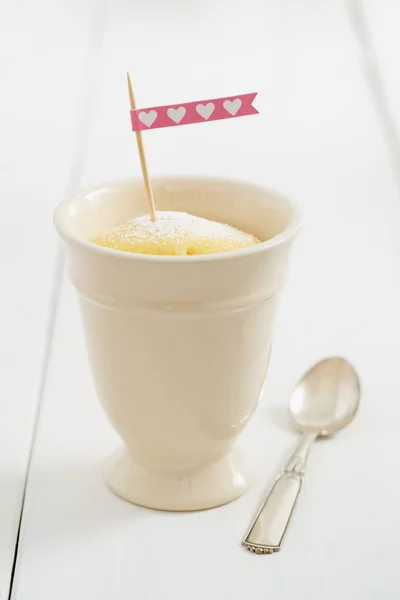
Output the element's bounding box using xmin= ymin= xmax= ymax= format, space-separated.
xmin=54 ymin=176 xmax=301 ymax=510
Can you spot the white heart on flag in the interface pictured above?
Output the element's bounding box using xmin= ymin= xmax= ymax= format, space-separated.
xmin=138 ymin=110 xmax=157 ymax=128
xmin=196 ymin=102 xmax=215 ymax=120
xmin=223 ymin=99 xmax=242 ymax=116
xmin=167 ymin=106 xmax=186 ymax=124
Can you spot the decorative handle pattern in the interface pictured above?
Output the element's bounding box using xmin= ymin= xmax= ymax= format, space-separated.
xmin=242 ymin=433 xmax=316 ymax=554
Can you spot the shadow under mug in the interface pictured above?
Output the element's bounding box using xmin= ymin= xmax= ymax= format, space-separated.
xmin=54 ymin=176 xmax=301 ymax=510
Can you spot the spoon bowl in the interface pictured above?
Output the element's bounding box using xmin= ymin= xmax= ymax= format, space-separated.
xmin=289 ymin=357 xmax=361 ymax=436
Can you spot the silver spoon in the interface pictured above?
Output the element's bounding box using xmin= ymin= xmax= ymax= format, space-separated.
xmin=242 ymin=357 xmax=360 ymax=554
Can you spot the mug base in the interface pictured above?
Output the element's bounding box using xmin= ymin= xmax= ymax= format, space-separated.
xmin=105 ymin=446 xmax=253 ymax=511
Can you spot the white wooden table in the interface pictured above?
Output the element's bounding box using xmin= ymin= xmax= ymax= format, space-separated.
xmin=1 ymin=1 xmax=400 ymax=598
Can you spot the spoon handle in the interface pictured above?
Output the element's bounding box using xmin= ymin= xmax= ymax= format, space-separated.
xmin=242 ymin=433 xmax=316 ymax=554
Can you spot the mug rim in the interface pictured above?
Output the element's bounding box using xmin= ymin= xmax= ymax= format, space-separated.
xmin=54 ymin=175 xmax=302 ymax=263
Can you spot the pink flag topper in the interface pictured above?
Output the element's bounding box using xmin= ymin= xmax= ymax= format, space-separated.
xmin=130 ymin=93 xmax=258 ymax=131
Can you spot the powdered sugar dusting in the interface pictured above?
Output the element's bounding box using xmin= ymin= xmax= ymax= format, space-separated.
xmin=93 ymin=211 xmax=260 ymax=256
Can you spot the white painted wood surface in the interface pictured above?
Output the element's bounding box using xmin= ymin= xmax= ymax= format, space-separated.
xmin=354 ymin=0 xmax=400 ymax=148
xmin=0 ymin=1 xmax=106 ymax=598
xmin=2 ymin=1 xmax=400 ymax=598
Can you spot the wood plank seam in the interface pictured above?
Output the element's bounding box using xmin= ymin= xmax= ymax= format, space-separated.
xmin=7 ymin=1 xmax=110 ymax=597
xmin=6 ymin=250 xmax=65 ymax=600
xmin=348 ymin=0 xmax=400 ymax=195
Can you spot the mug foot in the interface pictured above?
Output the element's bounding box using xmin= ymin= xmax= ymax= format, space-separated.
xmin=105 ymin=447 xmax=253 ymax=511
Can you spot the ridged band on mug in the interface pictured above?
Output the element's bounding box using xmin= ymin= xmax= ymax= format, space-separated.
xmin=70 ymin=278 xmax=286 ymax=316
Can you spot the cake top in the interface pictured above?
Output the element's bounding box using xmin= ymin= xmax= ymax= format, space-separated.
xmin=93 ymin=211 xmax=260 ymax=256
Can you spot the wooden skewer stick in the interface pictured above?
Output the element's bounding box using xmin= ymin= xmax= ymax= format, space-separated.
xmin=127 ymin=73 xmax=157 ymax=222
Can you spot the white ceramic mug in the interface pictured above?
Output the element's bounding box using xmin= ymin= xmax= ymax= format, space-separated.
xmin=54 ymin=176 xmax=301 ymax=510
